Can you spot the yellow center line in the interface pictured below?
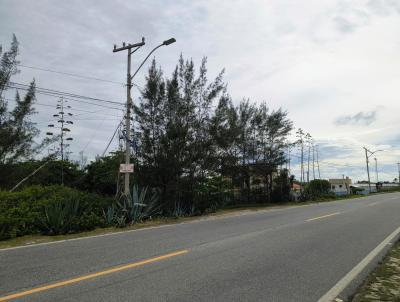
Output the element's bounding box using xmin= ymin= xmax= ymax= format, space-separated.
xmin=0 ymin=249 xmax=189 ymax=302
xmin=306 ymin=212 xmax=341 ymax=222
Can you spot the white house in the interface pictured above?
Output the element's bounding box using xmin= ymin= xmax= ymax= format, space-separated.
xmin=329 ymin=177 xmax=351 ymax=196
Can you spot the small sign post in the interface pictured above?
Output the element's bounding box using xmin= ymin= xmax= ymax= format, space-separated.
xmin=119 ymin=164 xmax=134 ymax=173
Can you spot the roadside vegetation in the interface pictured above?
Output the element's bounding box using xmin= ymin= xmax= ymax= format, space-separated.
xmin=0 ymin=35 xmax=394 ymax=246
xmin=352 ymin=239 xmax=400 ymax=301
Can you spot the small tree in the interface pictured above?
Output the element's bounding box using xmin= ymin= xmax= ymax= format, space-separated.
xmin=304 ymin=179 xmax=331 ymax=200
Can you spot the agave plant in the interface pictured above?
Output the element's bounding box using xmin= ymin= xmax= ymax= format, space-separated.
xmin=172 ymin=201 xmax=187 ymax=217
xmin=103 ymin=205 xmax=116 ymax=226
xmin=40 ymin=196 xmax=80 ymax=235
xmin=115 ymin=184 xmax=161 ymax=225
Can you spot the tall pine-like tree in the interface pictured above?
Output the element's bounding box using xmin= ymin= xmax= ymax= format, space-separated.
xmin=0 ymin=35 xmax=43 ymax=164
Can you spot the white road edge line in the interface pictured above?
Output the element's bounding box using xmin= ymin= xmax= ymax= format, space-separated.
xmin=317 ymin=224 xmax=400 ymax=302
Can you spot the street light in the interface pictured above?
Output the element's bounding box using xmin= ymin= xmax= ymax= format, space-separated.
xmin=113 ymin=37 xmax=176 ymax=197
xmin=363 ymin=147 xmax=384 ymax=193
xmin=131 ymin=38 xmax=176 ymax=80
xmin=163 ymin=38 xmax=176 ymax=46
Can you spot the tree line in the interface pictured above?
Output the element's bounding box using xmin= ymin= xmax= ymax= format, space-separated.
xmin=1 ymin=35 xmax=298 ymax=217
xmin=132 ymin=57 xmax=293 ymax=214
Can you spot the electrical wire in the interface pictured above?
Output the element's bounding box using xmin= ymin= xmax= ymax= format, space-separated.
xmin=17 ymin=63 xmax=144 ymax=90
xmin=102 ymin=120 xmax=123 ymax=157
xmin=17 ymin=64 xmax=125 ymax=86
xmin=6 ymin=85 xmax=124 ymax=111
xmin=7 ymin=82 xmax=125 ymax=106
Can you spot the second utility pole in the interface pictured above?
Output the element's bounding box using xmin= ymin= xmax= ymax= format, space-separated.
xmin=363 ymin=147 xmax=371 ymax=193
xmin=113 ymin=38 xmax=145 ymax=197
xmin=397 ymin=163 xmax=400 ymax=186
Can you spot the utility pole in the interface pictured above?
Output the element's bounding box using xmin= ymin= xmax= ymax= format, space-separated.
xmin=316 ymin=144 xmax=321 ymax=179
xmin=301 ymin=144 xmax=304 ymax=184
xmin=312 ymin=143 xmax=316 ymax=180
xmin=113 ymin=38 xmax=145 ymax=197
xmin=60 ymin=98 xmax=64 ymax=185
xmin=397 ymin=163 xmax=400 ymax=186
xmin=306 ymin=133 xmax=312 ymax=183
xmin=296 ymin=128 xmax=306 ymax=193
xmin=374 ymin=157 xmax=378 ymax=183
xmin=364 ymin=147 xmax=371 ymax=193
xmin=113 ymin=37 xmax=176 ymax=198
xmin=363 ymin=147 xmax=383 ymax=194
xmin=307 ymin=145 xmax=310 ymax=183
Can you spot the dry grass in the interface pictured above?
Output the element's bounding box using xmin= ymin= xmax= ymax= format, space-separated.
xmin=352 ymin=240 xmax=400 ymax=302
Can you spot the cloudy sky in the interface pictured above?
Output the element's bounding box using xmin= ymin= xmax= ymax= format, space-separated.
xmin=1 ymin=0 xmax=399 ymax=182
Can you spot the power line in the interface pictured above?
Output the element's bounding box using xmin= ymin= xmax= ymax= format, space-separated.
xmin=5 ymin=97 xmax=122 ymax=115
xmin=17 ymin=63 xmax=144 ymax=90
xmin=18 ymin=64 xmax=125 ymax=86
xmin=80 ymin=117 xmax=108 ymax=153
xmin=8 ymin=82 xmax=125 ymax=106
xmin=102 ymin=120 xmax=123 ymax=157
xmin=290 ymin=153 xmax=357 ymax=168
xmin=6 ymin=85 xmax=124 ymax=111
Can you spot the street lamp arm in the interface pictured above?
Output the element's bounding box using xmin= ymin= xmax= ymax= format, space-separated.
xmin=130 ymin=38 xmax=176 ymax=81
xmin=367 ymin=149 xmax=384 ymax=158
xmin=130 ymin=43 xmax=163 ymax=80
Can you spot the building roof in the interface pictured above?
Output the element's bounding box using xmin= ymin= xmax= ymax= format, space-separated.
xmin=329 ymin=178 xmax=352 ymax=185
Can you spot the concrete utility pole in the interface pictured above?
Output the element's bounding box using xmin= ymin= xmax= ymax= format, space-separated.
xmin=113 ymin=37 xmax=176 ymax=198
xmin=113 ymin=38 xmax=145 ymax=197
xmin=306 ymin=133 xmax=312 ymax=183
xmin=363 ymin=147 xmax=383 ymax=193
xmin=397 ymin=163 xmax=400 ymax=186
xmin=312 ymin=143 xmax=315 ymax=180
xmin=301 ymin=145 xmax=304 ymax=184
xmin=316 ymin=144 xmax=321 ymax=179
xmin=307 ymin=145 xmax=310 ymax=183
xmin=374 ymin=158 xmax=378 ymax=183
xmin=364 ymin=147 xmax=372 ymax=193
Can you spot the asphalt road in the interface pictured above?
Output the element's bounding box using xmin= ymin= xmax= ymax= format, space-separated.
xmin=1 ymin=193 xmax=400 ymax=302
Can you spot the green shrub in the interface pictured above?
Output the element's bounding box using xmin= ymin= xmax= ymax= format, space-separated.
xmin=0 ymin=185 xmax=113 ymax=239
xmin=303 ymin=179 xmax=332 ymax=200
xmin=192 ymin=175 xmax=233 ymax=214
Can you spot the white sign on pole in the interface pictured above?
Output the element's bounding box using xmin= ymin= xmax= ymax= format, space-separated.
xmin=120 ymin=164 xmax=134 ymax=173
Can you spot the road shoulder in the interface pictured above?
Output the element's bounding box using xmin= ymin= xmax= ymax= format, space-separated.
xmin=351 ymin=239 xmax=400 ymax=301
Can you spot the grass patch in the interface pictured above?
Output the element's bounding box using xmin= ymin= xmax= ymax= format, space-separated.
xmin=352 ymin=240 xmax=400 ymax=301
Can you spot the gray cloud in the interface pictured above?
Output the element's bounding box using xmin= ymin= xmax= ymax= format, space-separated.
xmin=335 ymin=111 xmax=377 ymax=126
xmin=333 ymin=16 xmax=356 ymax=33
xmin=368 ymin=0 xmax=400 ymax=16
xmin=1 ymin=0 xmax=400 ymax=181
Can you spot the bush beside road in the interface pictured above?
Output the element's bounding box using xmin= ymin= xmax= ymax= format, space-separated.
xmin=0 ymin=185 xmax=383 ymax=249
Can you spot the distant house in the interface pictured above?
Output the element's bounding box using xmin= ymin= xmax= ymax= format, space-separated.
xmin=291 ymin=183 xmax=302 ymax=191
xmin=329 ymin=177 xmax=351 ymax=196
xmin=290 ymin=182 xmax=302 ymax=201
xmin=350 ymin=184 xmax=376 ymax=195
xmin=350 ymin=182 xmax=400 ymax=194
